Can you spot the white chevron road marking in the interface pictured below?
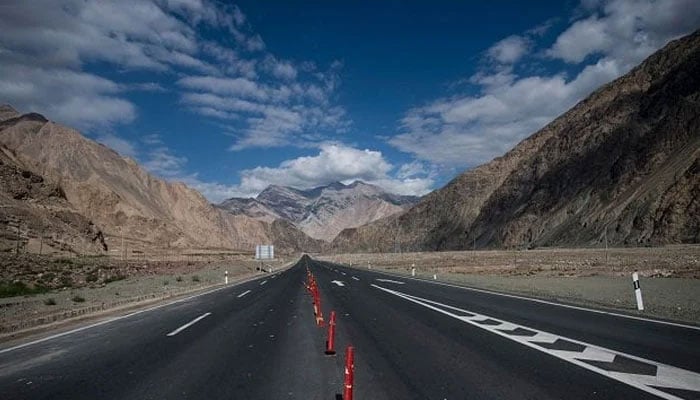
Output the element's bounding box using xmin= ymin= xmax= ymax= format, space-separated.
xmin=372 ymin=284 xmax=700 ymax=400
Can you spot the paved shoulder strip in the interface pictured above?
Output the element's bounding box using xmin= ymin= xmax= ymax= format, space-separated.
xmin=368 ymin=269 xmax=700 ymax=331
xmin=373 ymin=284 xmax=700 ymax=400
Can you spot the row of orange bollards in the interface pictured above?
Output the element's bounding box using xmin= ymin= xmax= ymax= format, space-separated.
xmin=305 ymin=267 xmax=355 ymax=399
xmin=305 ymin=268 xmax=325 ymax=327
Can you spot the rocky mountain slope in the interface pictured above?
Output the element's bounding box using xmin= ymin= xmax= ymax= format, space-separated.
xmin=218 ymin=181 xmax=419 ymax=241
xmin=332 ymin=30 xmax=700 ymax=252
xmin=0 ymin=106 xmax=321 ymax=255
xmin=0 ymin=142 xmax=106 ymax=254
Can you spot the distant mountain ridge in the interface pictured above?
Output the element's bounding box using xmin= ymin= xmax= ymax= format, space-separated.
xmin=332 ymin=29 xmax=700 ymax=252
xmin=218 ymin=181 xmax=420 ymax=241
xmin=0 ymin=105 xmax=321 ymax=255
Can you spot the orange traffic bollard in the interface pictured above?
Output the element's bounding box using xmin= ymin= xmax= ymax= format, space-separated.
xmin=315 ymin=293 xmax=324 ymax=327
xmin=325 ymin=311 xmax=336 ymax=355
xmin=343 ymin=346 xmax=354 ymax=400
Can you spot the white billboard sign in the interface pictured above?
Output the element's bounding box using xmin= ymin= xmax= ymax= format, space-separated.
xmin=255 ymin=245 xmax=274 ymax=260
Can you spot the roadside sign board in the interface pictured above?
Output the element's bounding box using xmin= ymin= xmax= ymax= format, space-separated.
xmin=255 ymin=245 xmax=274 ymax=260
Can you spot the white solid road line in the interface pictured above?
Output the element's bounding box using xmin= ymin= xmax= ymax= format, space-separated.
xmin=237 ymin=290 xmax=251 ymax=298
xmin=260 ymin=280 xmax=268 ymax=286
xmin=358 ymin=267 xmax=700 ymax=331
xmin=372 ymin=284 xmax=700 ymax=400
xmin=166 ymin=313 xmax=212 ymax=337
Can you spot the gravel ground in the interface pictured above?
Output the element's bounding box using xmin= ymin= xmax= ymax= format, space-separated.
xmin=0 ymin=258 xmax=290 ymax=335
xmin=318 ymin=246 xmax=700 ymax=324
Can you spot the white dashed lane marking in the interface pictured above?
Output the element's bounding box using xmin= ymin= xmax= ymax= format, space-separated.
xmin=372 ymin=284 xmax=700 ymax=400
xmin=260 ymin=280 xmax=267 ymax=286
xmin=237 ymin=290 xmax=251 ymax=298
xmin=166 ymin=313 xmax=211 ymax=337
xmin=376 ymin=278 xmax=405 ymax=285
xmin=352 ymin=276 xmax=360 ymax=281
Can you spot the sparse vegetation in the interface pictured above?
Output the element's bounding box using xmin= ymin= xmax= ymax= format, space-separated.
xmin=86 ymin=271 xmax=98 ymax=282
xmin=71 ymin=295 xmax=85 ymax=303
xmin=175 ymin=275 xmax=183 ymax=282
xmin=59 ymin=275 xmax=73 ymax=288
xmin=163 ymin=280 xmax=169 ymax=286
xmin=44 ymin=297 xmax=56 ymax=305
xmin=0 ymin=281 xmax=48 ymax=297
xmin=191 ymin=275 xmax=200 ymax=282
xmin=104 ymin=274 xmax=126 ymax=284
xmin=40 ymin=272 xmax=56 ymax=282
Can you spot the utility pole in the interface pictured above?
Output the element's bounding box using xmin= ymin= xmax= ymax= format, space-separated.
xmin=604 ymin=227 xmax=609 ymax=265
xmin=15 ymin=221 xmax=20 ymax=255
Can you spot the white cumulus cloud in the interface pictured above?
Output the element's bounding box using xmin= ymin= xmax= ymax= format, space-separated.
xmin=208 ymin=144 xmax=434 ymax=200
xmin=390 ymin=0 xmax=700 ymax=166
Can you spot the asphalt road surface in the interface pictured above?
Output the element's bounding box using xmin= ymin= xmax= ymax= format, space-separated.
xmin=1 ymin=256 xmax=699 ymax=399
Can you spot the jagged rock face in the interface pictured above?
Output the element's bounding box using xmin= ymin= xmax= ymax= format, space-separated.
xmin=332 ymin=30 xmax=700 ymax=252
xmin=218 ymin=181 xmax=420 ymax=241
xmin=0 ymin=105 xmax=321 ymax=254
xmin=0 ymin=142 xmax=105 ymax=254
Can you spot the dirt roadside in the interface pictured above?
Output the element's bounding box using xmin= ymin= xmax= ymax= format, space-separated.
xmin=0 ymin=256 xmax=297 ymax=346
xmin=318 ymin=246 xmax=700 ymax=324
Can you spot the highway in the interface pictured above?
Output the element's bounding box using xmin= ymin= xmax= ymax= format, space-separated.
xmin=1 ymin=256 xmax=699 ymax=399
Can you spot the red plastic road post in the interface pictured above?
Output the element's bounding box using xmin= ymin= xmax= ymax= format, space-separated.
xmin=343 ymin=346 xmax=355 ymax=400
xmin=316 ymin=294 xmax=324 ymax=327
xmin=325 ymin=311 xmax=336 ymax=355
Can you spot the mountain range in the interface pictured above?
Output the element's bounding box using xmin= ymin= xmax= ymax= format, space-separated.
xmin=332 ymin=29 xmax=700 ymax=252
xmin=0 ymin=106 xmax=322 ymax=255
xmin=217 ymin=181 xmax=419 ymax=241
xmin=1 ymin=30 xmax=698 ymax=256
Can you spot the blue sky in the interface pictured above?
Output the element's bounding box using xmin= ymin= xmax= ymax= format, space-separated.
xmin=1 ymin=0 xmax=699 ymax=201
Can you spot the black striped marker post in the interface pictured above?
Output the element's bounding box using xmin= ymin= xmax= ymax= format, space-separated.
xmin=632 ymin=272 xmax=644 ymax=311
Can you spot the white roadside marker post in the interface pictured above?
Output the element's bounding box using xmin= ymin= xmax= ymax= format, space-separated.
xmin=411 ymin=263 xmax=416 ymax=277
xmin=433 ymin=273 xmax=437 ymax=280
xmin=225 ymin=270 xmax=229 ymax=285
xmin=633 ymin=272 xmax=644 ymax=311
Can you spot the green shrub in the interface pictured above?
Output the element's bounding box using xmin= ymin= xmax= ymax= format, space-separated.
xmin=175 ymin=276 xmax=183 ymax=282
xmin=104 ymin=274 xmax=126 ymax=284
xmin=59 ymin=276 xmax=73 ymax=288
xmin=191 ymin=275 xmax=200 ymax=282
xmin=86 ymin=272 xmax=98 ymax=282
xmin=0 ymin=281 xmax=48 ymax=298
xmin=71 ymin=295 xmax=85 ymax=303
xmin=44 ymin=298 xmax=56 ymax=305
xmin=163 ymin=280 xmax=169 ymax=286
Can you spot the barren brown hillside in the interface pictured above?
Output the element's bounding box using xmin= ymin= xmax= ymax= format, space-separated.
xmin=0 ymin=106 xmax=321 ymax=255
xmin=332 ymin=30 xmax=700 ymax=253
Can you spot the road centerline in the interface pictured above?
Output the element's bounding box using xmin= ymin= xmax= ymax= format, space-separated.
xmin=166 ymin=312 xmax=212 ymax=337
